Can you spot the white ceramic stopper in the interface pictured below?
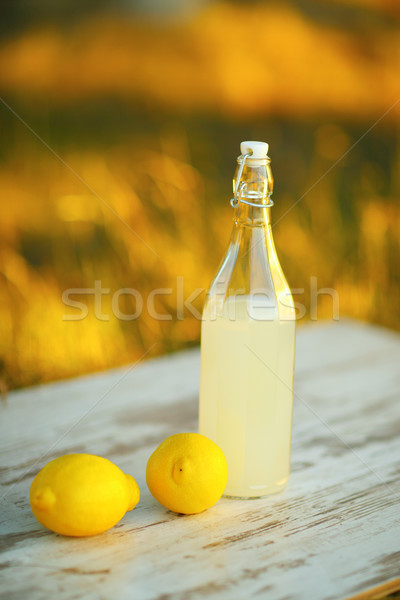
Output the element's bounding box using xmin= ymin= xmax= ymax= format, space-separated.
xmin=240 ymin=140 xmax=269 ymax=159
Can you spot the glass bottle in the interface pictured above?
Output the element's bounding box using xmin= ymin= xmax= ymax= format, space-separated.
xmin=199 ymin=141 xmax=296 ymax=498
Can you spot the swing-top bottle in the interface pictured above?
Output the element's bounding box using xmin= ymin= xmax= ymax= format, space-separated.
xmin=199 ymin=141 xmax=296 ymax=498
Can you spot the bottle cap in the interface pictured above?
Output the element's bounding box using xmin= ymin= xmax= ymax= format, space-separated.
xmin=240 ymin=140 xmax=269 ymax=159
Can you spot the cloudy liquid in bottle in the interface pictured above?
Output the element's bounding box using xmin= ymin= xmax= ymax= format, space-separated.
xmin=199 ymin=296 xmax=295 ymax=498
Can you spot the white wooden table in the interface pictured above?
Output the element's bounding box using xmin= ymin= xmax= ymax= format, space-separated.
xmin=1 ymin=320 xmax=400 ymax=600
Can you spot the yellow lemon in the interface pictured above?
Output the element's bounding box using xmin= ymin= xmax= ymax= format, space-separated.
xmin=146 ymin=433 xmax=228 ymax=514
xmin=30 ymin=454 xmax=140 ymax=536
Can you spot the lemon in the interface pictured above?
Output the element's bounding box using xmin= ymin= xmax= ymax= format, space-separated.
xmin=146 ymin=433 xmax=228 ymax=514
xmin=30 ymin=454 xmax=140 ymax=536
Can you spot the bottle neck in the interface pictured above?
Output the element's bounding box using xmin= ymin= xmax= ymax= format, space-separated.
xmin=232 ymin=159 xmax=274 ymax=227
xmin=234 ymin=204 xmax=272 ymax=227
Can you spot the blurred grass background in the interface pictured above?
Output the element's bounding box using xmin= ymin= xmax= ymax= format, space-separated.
xmin=0 ymin=0 xmax=399 ymax=390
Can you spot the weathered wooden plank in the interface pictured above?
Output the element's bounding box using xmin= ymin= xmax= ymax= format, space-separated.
xmin=1 ymin=320 xmax=400 ymax=600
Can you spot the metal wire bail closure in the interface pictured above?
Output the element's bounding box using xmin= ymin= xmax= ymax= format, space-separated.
xmin=230 ymin=152 xmax=274 ymax=209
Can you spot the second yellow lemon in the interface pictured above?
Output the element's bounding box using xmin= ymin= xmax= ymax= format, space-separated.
xmin=146 ymin=433 xmax=228 ymax=514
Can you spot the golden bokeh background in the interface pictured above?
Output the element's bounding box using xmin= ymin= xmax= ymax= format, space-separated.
xmin=1 ymin=0 xmax=399 ymax=389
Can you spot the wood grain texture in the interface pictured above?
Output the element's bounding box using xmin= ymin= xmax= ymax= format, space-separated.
xmin=1 ymin=319 xmax=400 ymax=600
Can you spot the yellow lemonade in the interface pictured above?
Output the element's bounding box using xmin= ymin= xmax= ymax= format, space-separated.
xmin=199 ymin=296 xmax=295 ymax=498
